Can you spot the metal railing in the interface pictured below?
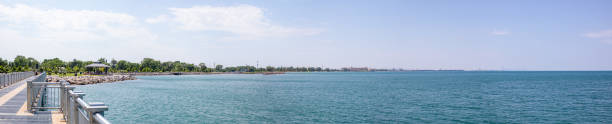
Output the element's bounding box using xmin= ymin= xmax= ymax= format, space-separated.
xmin=0 ymin=72 xmax=35 ymax=89
xmin=27 ymin=72 xmax=111 ymax=124
xmin=27 ymin=72 xmax=47 ymax=111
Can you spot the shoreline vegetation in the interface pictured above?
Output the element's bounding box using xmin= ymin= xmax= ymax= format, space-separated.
xmin=117 ymin=71 xmax=287 ymax=75
xmin=0 ymin=55 xmax=347 ymax=74
xmin=0 ymin=55 xmax=419 ymax=85
xmin=0 ymin=55 xmax=335 ymax=85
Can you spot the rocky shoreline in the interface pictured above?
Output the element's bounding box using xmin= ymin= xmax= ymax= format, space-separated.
xmin=115 ymin=72 xmax=285 ymax=75
xmin=44 ymin=72 xmax=283 ymax=85
xmin=46 ymin=75 xmax=136 ymax=85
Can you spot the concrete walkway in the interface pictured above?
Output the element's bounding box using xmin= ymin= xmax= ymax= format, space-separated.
xmin=0 ymin=76 xmax=54 ymax=124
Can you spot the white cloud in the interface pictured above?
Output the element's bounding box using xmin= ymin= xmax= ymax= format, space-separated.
xmin=490 ymin=30 xmax=510 ymax=35
xmin=148 ymin=5 xmax=321 ymax=39
xmin=0 ymin=4 xmax=156 ymax=41
xmin=0 ymin=3 xmax=178 ymax=61
xmin=0 ymin=3 xmax=322 ymax=63
xmin=145 ymin=14 xmax=168 ymax=24
xmin=584 ymin=30 xmax=612 ymax=38
xmin=584 ymin=29 xmax=612 ymax=44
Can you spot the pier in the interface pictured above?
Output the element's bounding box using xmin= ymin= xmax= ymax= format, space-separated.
xmin=0 ymin=72 xmax=111 ymax=124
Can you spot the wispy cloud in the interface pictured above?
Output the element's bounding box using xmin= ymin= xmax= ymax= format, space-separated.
xmin=0 ymin=3 xmax=156 ymax=42
xmin=584 ymin=29 xmax=612 ymax=44
xmin=147 ymin=5 xmax=322 ymax=40
xmin=0 ymin=3 xmax=182 ymax=60
xmin=490 ymin=30 xmax=510 ymax=35
xmin=145 ymin=15 xmax=169 ymax=24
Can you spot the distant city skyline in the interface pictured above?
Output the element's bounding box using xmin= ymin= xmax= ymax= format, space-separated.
xmin=1 ymin=0 xmax=611 ymax=70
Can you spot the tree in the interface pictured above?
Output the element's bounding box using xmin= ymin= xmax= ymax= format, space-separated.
xmin=68 ymin=59 xmax=83 ymax=69
xmin=127 ymin=62 xmax=140 ymax=72
xmin=98 ymin=58 xmax=107 ymax=64
xmin=72 ymin=66 xmax=80 ymax=73
xmin=225 ymin=66 xmax=237 ymax=72
xmin=141 ymin=58 xmax=161 ymax=72
xmin=27 ymin=57 xmax=39 ymax=71
xmin=0 ymin=65 xmax=8 ymax=73
xmin=161 ymin=61 xmax=174 ymax=72
xmin=0 ymin=55 xmax=340 ymax=73
xmin=41 ymin=58 xmax=65 ymax=74
xmin=12 ymin=55 xmax=30 ymax=71
xmin=141 ymin=67 xmax=153 ymax=72
xmin=0 ymin=58 xmax=8 ymax=73
xmin=199 ymin=63 xmax=207 ymax=72
xmin=111 ymin=59 xmax=118 ymax=70
xmin=215 ymin=65 xmax=223 ymax=72
xmin=170 ymin=61 xmax=183 ymax=72
xmin=0 ymin=58 xmax=7 ymax=66
xmin=266 ymin=66 xmax=275 ymax=72
xmin=185 ymin=63 xmax=196 ymax=72
xmin=117 ymin=60 xmax=128 ymax=71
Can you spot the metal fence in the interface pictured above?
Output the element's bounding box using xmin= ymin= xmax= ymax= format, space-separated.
xmin=0 ymin=72 xmax=35 ymax=89
xmin=27 ymin=72 xmax=111 ymax=124
xmin=27 ymin=72 xmax=47 ymax=111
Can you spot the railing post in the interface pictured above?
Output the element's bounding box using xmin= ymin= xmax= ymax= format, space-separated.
xmin=60 ymin=81 xmax=66 ymax=112
xmin=27 ymin=80 xmax=32 ymax=112
xmin=70 ymin=91 xmax=85 ymax=124
xmin=62 ymin=81 xmax=76 ymax=123
xmin=65 ymin=86 xmax=76 ymax=124
xmin=0 ymin=74 xmax=4 ymax=88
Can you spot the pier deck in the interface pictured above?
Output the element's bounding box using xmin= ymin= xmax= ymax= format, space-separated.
xmin=0 ymin=76 xmax=57 ymax=124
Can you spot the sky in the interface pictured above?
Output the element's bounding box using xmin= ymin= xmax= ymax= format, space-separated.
xmin=0 ymin=0 xmax=611 ymax=70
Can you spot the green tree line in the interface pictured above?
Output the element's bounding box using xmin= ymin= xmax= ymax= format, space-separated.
xmin=1 ymin=55 xmax=339 ymax=74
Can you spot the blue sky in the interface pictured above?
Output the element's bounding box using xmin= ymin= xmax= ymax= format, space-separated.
xmin=0 ymin=0 xmax=611 ymax=70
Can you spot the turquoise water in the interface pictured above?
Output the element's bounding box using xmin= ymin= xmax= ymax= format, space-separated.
xmin=76 ymin=71 xmax=612 ymax=123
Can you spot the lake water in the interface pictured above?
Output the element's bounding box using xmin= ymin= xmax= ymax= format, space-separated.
xmin=76 ymin=71 xmax=612 ymax=123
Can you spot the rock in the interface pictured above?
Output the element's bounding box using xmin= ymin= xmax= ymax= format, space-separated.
xmin=45 ymin=75 xmax=136 ymax=85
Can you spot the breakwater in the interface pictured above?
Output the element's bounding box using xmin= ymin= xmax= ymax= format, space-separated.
xmin=46 ymin=75 xmax=136 ymax=85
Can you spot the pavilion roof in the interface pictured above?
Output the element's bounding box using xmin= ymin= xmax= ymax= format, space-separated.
xmin=85 ymin=63 xmax=110 ymax=68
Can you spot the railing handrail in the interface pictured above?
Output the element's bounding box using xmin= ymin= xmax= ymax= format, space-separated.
xmin=94 ymin=113 xmax=111 ymax=124
xmin=0 ymin=71 xmax=35 ymax=89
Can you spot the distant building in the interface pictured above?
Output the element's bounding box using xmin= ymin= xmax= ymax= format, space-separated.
xmin=341 ymin=67 xmax=370 ymax=72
